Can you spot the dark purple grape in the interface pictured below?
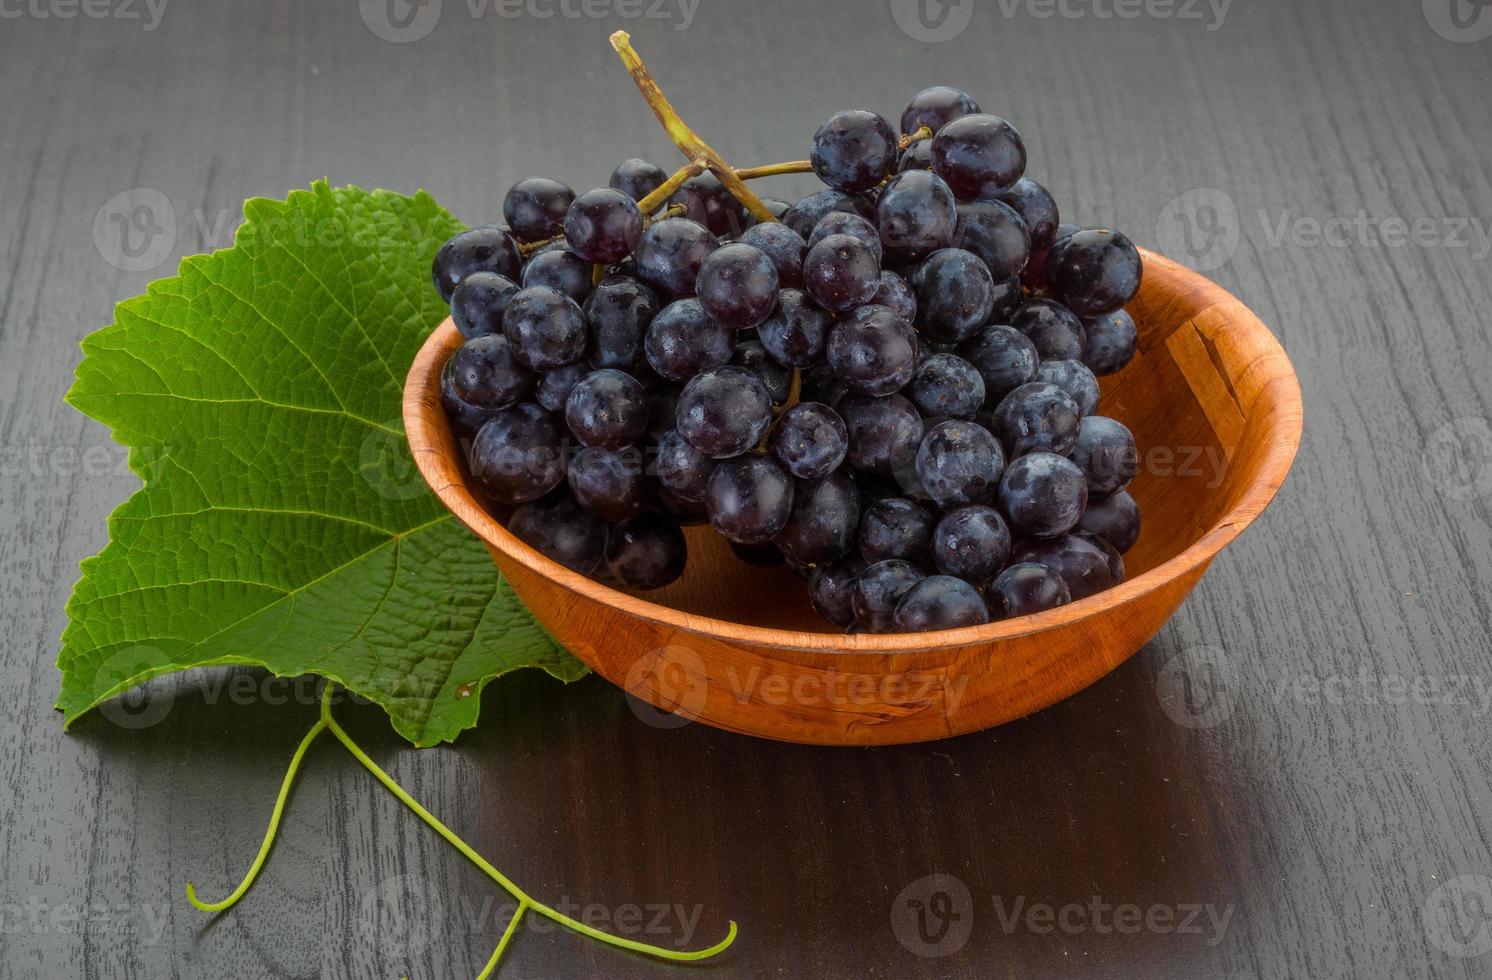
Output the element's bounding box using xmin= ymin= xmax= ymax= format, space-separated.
xmin=509 ymin=492 xmax=607 ymax=575
xmin=1069 ymin=416 xmax=1139 ymax=496
xmin=470 ymin=403 xmax=566 ymax=504
xmin=770 ymin=402 xmax=849 ymax=480
xmin=1079 ymin=489 xmax=1140 ymax=554
xmin=781 ymin=189 xmax=875 ymax=239
xmin=840 ymin=393 xmax=923 ymax=479
xmin=859 ymin=497 xmax=935 ymax=564
xmin=897 ymin=139 xmax=932 ymax=172
xmin=954 ymin=199 xmax=1031 ymax=281
xmin=996 ymin=178 xmax=1060 ymax=251
xmin=916 ymin=420 xmax=1005 ymax=509
xmin=535 ymin=362 xmax=587 ymax=413
xmin=568 ymin=446 xmax=644 ymax=521
xmin=808 ymin=211 xmax=883 ymax=263
xmin=773 ymin=470 xmax=860 ymax=565
xmin=998 ymin=451 xmax=1088 ymax=538
xmin=932 ymin=506 xmax=1011 ymax=582
xmin=1046 ymin=229 xmax=1143 ymax=318
xmin=585 ymin=275 xmax=659 ymax=370
xmin=696 ymin=243 xmax=779 ymax=329
xmin=989 ymin=382 xmax=1081 ymax=457
xmin=871 ymin=271 xmax=918 ymax=323
xmin=440 ymin=359 xmax=499 ymax=433
xmin=730 ymin=338 xmax=791 ymax=403
xmin=1036 ymin=359 xmax=1101 ymax=417
xmin=757 ymin=289 xmax=831 ymax=368
xmin=676 ymin=366 xmax=774 ymax=459
xmin=877 ymin=170 xmax=958 ymax=260
xmin=731 ymin=541 xmax=786 ymax=567
xmin=1084 ymin=532 xmax=1127 ymax=585
xmin=669 ymin=171 xmax=745 ymax=237
xmin=705 ymin=454 xmax=795 ymax=544
xmin=503 ymin=177 xmax=574 ymax=242
xmin=931 ymin=114 xmax=1026 ymax=199
xmin=1081 ymin=309 xmax=1138 ymax=376
xmin=522 ymin=247 xmax=592 ymax=304
xmin=633 ymin=217 xmax=718 ymax=300
xmin=804 ymin=234 xmax=881 ymax=312
xmin=907 ymin=353 xmax=985 ymax=420
xmin=1011 ymin=298 xmax=1087 ymax=361
xmin=564 ymin=188 xmax=643 ymax=264
xmin=912 ymin=248 xmax=996 ymax=344
xmin=448 ymin=334 xmax=534 ymax=411
xmin=810 ymin=109 xmax=898 ymax=193
xmin=451 ymin=271 xmax=519 ymax=340
xmin=606 ymin=511 xmax=687 ymax=590
xmin=737 ymin=222 xmax=806 ymax=288
xmin=657 ymin=428 xmax=717 ymax=503
xmin=502 ymin=285 xmax=587 ymax=370
xmin=433 ymin=226 xmax=522 ymax=302
xmin=609 ymin=158 xmax=668 ymax=202
xmin=827 ymin=304 xmax=919 ymax=396
xmin=853 ymin=560 xmax=925 ymax=633
xmin=1010 ymin=535 xmax=1114 ymax=601
xmin=987 ymin=562 xmax=1071 ymax=619
xmin=901 ymin=86 xmax=980 ymax=137
xmin=893 ymin=576 xmax=990 ymax=632
xmin=564 ymin=368 xmax=648 ymax=450
xmin=957 ymin=324 xmax=1039 ymax=403
xmin=644 ymin=298 xmax=736 ymax=383
xmin=810 ymin=557 xmax=867 ymax=627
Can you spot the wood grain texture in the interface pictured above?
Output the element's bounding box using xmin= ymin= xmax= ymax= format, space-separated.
xmin=1 ymin=1 xmax=1490 ymax=978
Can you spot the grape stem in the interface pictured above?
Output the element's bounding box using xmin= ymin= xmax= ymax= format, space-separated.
xmin=186 ymin=685 xmax=738 ymax=977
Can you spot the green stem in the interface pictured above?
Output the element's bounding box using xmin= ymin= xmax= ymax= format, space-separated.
xmin=476 ymin=900 xmax=528 ymax=980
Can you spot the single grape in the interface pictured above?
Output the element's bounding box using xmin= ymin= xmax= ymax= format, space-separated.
xmin=811 ymin=109 xmax=898 ymax=192
xmin=810 ymin=556 xmax=868 ymax=628
xmin=432 ymin=226 xmax=522 ymax=302
xmin=1046 ymin=229 xmax=1143 ymax=318
xmin=757 ymin=289 xmax=831 ymax=368
xmin=584 ymin=275 xmax=660 ymax=370
xmin=502 ymin=285 xmax=587 ymax=370
xmin=871 ymin=271 xmax=918 ymax=323
xmin=916 ymin=420 xmax=1005 ymax=509
xmin=1011 ymin=298 xmax=1087 ymax=361
xmin=1069 ymin=416 xmax=1139 ymax=496
xmin=534 ymin=362 xmax=588 ymax=413
xmin=989 ymin=381 xmax=1081 ymax=457
xmin=503 ymin=177 xmax=574 ymax=242
xmin=897 ymin=139 xmax=932 ymax=172
xmin=907 ymin=353 xmax=985 ymax=420
xmin=1081 ymin=309 xmax=1138 ymax=376
xmin=986 ymin=562 xmax=1071 ymax=619
xmin=1079 ymin=489 xmax=1140 ymax=553
xmin=901 ymin=86 xmax=980 ymax=137
xmin=633 ymin=217 xmax=719 ymax=300
xmin=957 ymin=324 xmax=1040 ymax=403
xmin=440 ymin=359 xmax=499 ymax=433
xmin=696 ymin=243 xmax=780 ymax=329
xmin=996 ymin=178 xmax=1061 ymax=250
xmin=1036 ymin=359 xmax=1101 ymax=417
xmin=564 ymin=187 xmax=643 ymax=264
xmin=730 ymin=337 xmax=791 ymax=402
xmin=737 ymin=221 xmax=807 ymax=288
xmin=448 ymin=334 xmax=534 ymax=411
xmin=669 ymin=171 xmax=745 ymax=237
xmin=676 ymin=366 xmax=774 ymax=459
xmin=954 ymin=199 xmax=1031 ymax=281
xmin=657 ymin=428 xmax=718 ymax=503
xmin=770 ymin=402 xmax=849 ymax=480
xmin=826 ymin=303 xmax=919 ymax=397
xmin=877 ymin=170 xmax=958 ymax=260
xmin=932 ymin=506 xmax=1011 ymax=582
xmin=567 ymin=446 xmax=644 ymax=522
xmin=644 ymin=298 xmax=736 ymax=383
xmin=780 ymin=189 xmax=875 ymax=239
xmin=803 ymin=234 xmax=881 ymax=312
xmin=853 ymin=559 xmax=926 ymax=633
xmin=997 ymin=451 xmax=1088 ymax=538
xmin=1083 ymin=531 xmax=1127 ymax=585
xmin=609 ymin=158 xmax=668 ymax=202
xmin=509 ymin=491 xmax=607 ymax=575
xmin=839 ymin=393 xmax=924 ymax=479
xmin=931 ymin=114 xmax=1026 ymax=199
xmin=705 ymin=454 xmax=796 ymax=544
xmin=893 ymin=576 xmax=990 ymax=632
xmin=859 ymin=497 xmax=935 ymax=565
xmin=912 ymin=248 xmax=996 ymax=343
xmin=564 ymin=368 xmax=648 ymax=450
xmin=606 ymin=511 xmax=687 ymax=590
xmin=1010 ymin=535 xmax=1114 ymax=601
xmin=451 ymin=271 xmax=519 ymax=340
xmin=808 ymin=211 xmax=883 ymax=263
xmin=470 ymin=403 xmax=566 ymax=504
xmin=522 ymin=246 xmax=592 ymax=304
xmin=773 ymin=469 xmax=860 ymax=565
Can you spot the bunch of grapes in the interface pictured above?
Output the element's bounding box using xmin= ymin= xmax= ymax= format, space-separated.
xmin=432 ymin=84 xmax=1143 ymax=634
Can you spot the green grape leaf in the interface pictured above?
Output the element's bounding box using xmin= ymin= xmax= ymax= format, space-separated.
xmin=56 ymin=181 xmax=588 ymax=747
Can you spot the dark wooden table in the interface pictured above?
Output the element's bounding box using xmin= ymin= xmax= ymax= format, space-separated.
xmin=3 ymin=1 xmax=1490 ymax=977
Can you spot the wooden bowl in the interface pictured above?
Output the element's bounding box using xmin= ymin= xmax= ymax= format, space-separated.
xmin=404 ymin=250 xmax=1302 ymax=745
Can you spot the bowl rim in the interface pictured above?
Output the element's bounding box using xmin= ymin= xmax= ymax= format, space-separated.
xmin=404 ymin=248 xmax=1303 ymax=655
